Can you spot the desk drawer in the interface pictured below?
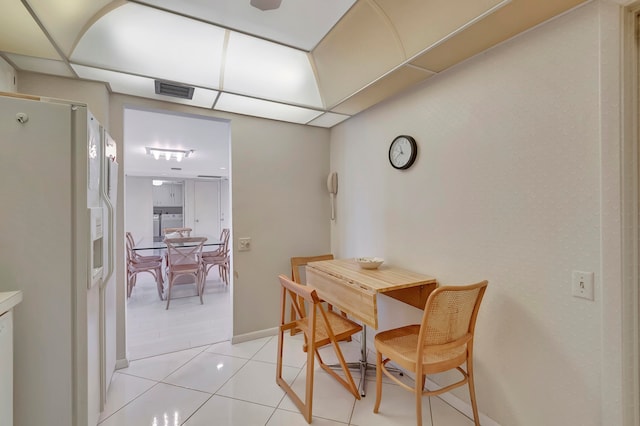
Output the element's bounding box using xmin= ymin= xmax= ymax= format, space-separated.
xmin=306 ymin=267 xmax=377 ymax=329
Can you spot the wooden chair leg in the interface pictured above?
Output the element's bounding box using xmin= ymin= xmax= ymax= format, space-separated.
xmin=467 ymin=357 xmax=481 ymax=426
xmin=416 ymin=380 xmax=423 ymax=426
xmin=127 ymin=273 xmax=137 ymax=297
xmin=165 ymin=276 xmax=173 ymax=310
xmin=155 ymin=269 xmax=164 ymax=300
xmin=199 ymin=270 xmax=205 ymax=304
xmin=374 ymin=351 xmax=383 ymax=413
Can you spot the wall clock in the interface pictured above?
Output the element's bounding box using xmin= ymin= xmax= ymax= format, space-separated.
xmin=388 ymin=135 xmax=417 ymax=170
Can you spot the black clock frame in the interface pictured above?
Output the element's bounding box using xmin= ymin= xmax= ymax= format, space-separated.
xmin=388 ymin=135 xmax=418 ymax=170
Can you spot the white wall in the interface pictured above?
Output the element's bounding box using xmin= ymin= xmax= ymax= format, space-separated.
xmin=0 ymin=57 xmax=17 ymax=92
xmin=125 ymin=176 xmax=154 ymax=240
xmin=329 ymin=2 xmax=621 ymax=425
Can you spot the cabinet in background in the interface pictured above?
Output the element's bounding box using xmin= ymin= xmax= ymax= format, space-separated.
xmin=152 ymin=182 xmax=183 ymax=207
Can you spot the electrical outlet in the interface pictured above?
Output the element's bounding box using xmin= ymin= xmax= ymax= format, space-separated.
xmin=238 ymin=237 xmax=251 ymax=251
xmin=571 ymin=271 xmax=594 ymax=300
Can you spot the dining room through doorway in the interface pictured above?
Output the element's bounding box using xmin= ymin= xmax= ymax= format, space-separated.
xmin=123 ymin=106 xmax=232 ymax=360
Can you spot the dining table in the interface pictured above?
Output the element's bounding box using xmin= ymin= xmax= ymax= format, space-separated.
xmin=132 ymin=235 xmax=222 ymax=252
xmin=132 ymin=235 xmax=223 ymax=294
xmin=305 ymin=258 xmax=438 ymax=396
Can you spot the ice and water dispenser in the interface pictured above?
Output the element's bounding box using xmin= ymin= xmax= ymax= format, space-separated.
xmin=89 ymin=207 xmax=104 ymax=288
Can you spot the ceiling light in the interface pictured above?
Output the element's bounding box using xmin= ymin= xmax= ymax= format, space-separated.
xmin=152 ymin=180 xmax=163 ymax=186
xmin=146 ymin=147 xmax=194 ymax=161
xmin=250 ymin=0 xmax=282 ymax=11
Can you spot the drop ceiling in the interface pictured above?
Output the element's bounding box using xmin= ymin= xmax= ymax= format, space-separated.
xmin=1 ymin=0 xmax=589 ymax=128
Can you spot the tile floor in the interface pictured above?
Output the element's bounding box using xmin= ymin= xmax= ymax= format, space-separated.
xmin=126 ymin=271 xmax=232 ymax=360
xmin=106 ymin=330 xmax=476 ymax=425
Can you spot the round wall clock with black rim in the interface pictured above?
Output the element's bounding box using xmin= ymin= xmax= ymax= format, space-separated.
xmin=388 ymin=135 xmax=417 ymax=170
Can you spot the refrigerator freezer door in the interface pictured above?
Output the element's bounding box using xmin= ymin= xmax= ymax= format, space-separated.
xmin=0 ymin=93 xmax=99 ymax=426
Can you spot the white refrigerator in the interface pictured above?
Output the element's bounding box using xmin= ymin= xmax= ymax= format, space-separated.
xmin=0 ymin=93 xmax=118 ymax=426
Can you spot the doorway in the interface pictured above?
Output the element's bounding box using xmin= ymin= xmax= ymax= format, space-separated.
xmin=122 ymin=106 xmax=232 ymax=360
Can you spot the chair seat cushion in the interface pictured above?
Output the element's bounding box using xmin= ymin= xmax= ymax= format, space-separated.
xmin=168 ymin=263 xmax=200 ymax=274
xmin=296 ymin=310 xmax=362 ymax=347
xmin=135 ymin=254 xmax=162 ymax=262
xmin=375 ymin=325 xmax=467 ymax=374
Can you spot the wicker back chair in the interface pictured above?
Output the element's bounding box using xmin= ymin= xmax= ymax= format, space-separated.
xmin=373 ymin=280 xmax=488 ymax=426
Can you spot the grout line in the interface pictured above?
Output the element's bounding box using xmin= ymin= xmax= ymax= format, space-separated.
xmin=98 ymin=381 xmax=164 ymax=424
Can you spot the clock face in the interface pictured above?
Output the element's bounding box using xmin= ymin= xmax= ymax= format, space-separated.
xmin=389 ymin=135 xmax=417 ymax=170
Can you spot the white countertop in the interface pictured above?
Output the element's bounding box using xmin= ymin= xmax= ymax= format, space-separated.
xmin=0 ymin=291 xmax=23 ymax=315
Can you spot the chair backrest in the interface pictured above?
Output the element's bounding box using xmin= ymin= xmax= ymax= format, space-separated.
xmin=417 ymin=281 xmax=488 ymax=353
xmin=165 ymin=236 xmax=207 ymax=267
xmin=279 ymin=274 xmax=321 ymax=318
xmin=219 ymin=228 xmax=230 ymax=255
xmin=125 ymin=232 xmax=135 ymax=262
xmin=125 ymin=232 xmax=134 ymax=248
xmin=290 ymin=254 xmax=334 ymax=284
xmin=164 ymin=227 xmax=192 ymax=237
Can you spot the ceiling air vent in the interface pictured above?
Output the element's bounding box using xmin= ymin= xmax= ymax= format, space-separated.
xmin=154 ymin=80 xmax=195 ymax=100
xmin=197 ymin=175 xmax=223 ymax=179
xmin=170 ymin=167 xmax=182 ymax=171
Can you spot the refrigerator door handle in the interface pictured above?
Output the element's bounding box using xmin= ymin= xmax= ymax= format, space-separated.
xmin=100 ymin=145 xmax=117 ymax=287
xmin=102 ymin=189 xmax=114 ymax=285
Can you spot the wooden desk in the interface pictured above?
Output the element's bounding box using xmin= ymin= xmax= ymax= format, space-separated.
xmin=306 ymin=258 xmax=437 ymax=329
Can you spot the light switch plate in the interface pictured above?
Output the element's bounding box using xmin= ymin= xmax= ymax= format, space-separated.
xmin=571 ymin=271 xmax=594 ymax=300
xmin=238 ymin=237 xmax=251 ymax=251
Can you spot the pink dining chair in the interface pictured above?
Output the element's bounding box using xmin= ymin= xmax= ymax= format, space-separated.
xmin=202 ymin=228 xmax=230 ymax=288
xmin=125 ymin=235 xmax=164 ymax=299
xmin=126 ymin=232 xmax=163 ymax=264
xmin=164 ymin=236 xmax=207 ymax=309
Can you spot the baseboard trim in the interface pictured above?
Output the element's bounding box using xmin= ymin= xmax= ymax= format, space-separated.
xmin=115 ymin=358 xmax=130 ymax=370
xmin=231 ymin=327 xmax=278 ymax=344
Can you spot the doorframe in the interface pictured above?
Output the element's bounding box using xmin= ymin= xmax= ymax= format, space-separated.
xmin=621 ymin=2 xmax=640 ymax=425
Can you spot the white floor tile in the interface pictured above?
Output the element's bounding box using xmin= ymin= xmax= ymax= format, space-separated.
xmin=127 ymin=274 xmax=231 ymax=360
xmin=107 ymin=291 xmax=480 ymax=426
xmin=216 ymin=360 xmax=301 ymax=407
xmin=163 ymin=351 xmax=248 ymax=393
xmin=266 ymin=408 xmax=349 ymax=425
xmin=350 ymin=380 xmax=433 ymax=426
xmin=99 ymin=373 xmax=156 ymax=422
xmin=206 ymin=336 xmax=272 ymax=359
xmin=120 ymin=348 xmax=203 ymax=381
xmin=430 ymin=396 xmax=475 ymax=426
xmin=252 ymin=333 xmax=308 ymax=367
xmin=278 ymin=367 xmax=358 ymax=424
xmin=99 ymin=382 xmax=209 ymax=426
xmin=183 ymin=395 xmax=275 ymax=426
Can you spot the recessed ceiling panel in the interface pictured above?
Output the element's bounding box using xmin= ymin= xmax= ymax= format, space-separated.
xmin=71 ymin=64 xmax=219 ymax=108
xmin=0 ymin=0 xmax=60 ymax=60
xmin=5 ymin=53 xmax=75 ymax=77
xmin=70 ymin=3 xmax=225 ymax=89
xmin=410 ymin=0 xmax=587 ymax=72
xmin=215 ymin=92 xmax=322 ymax=124
xmin=312 ymin=1 xmax=405 ymax=108
xmin=307 ymin=112 xmax=350 ymax=128
xmin=27 ymin=0 xmax=114 ymax=56
xmin=331 ymin=65 xmax=435 ymax=115
xmin=224 ymin=32 xmax=323 ymax=108
xmin=137 ymin=0 xmax=356 ymax=51
xmin=373 ymin=0 xmax=508 ymax=59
